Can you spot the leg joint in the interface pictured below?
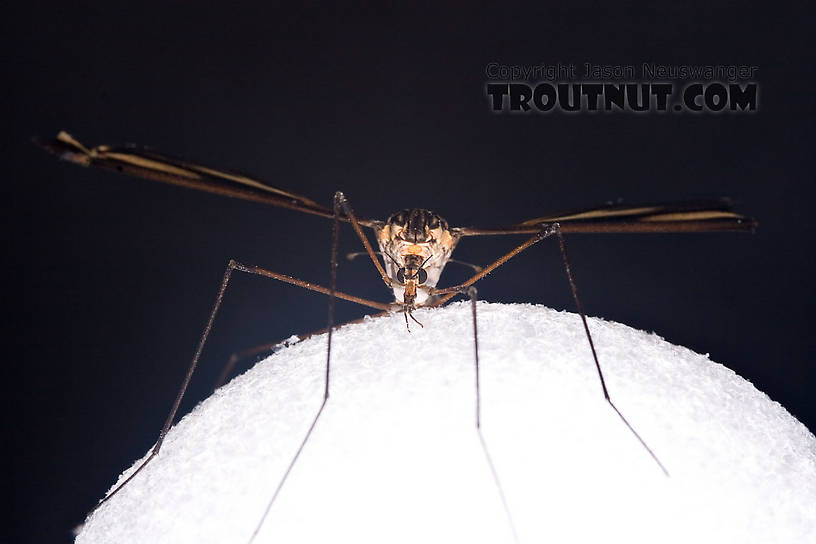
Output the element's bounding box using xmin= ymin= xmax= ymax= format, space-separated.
xmin=228 ymin=259 xmax=253 ymax=274
xmin=537 ymin=222 xmax=561 ymax=239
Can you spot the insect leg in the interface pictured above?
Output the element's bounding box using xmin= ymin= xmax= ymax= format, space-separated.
xmin=89 ymin=259 xmax=389 ymax=516
xmin=465 ymin=286 xmax=519 ymax=542
xmin=230 ymin=262 xmax=390 ymax=312
xmin=247 ymin=191 xmax=347 ymax=542
xmin=550 ymin=223 xmax=669 ymax=476
xmin=469 ymin=287 xmax=482 ymax=428
xmin=86 ymin=261 xmax=236 ymax=513
xmin=427 ymin=232 xmax=546 ymax=306
xmin=430 ymin=224 xmax=669 ymax=476
xmin=334 ymin=191 xmax=392 ymax=288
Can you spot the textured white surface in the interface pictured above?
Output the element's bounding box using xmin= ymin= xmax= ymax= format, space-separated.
xmin=76 ymin=303 xmax=816 ymax=544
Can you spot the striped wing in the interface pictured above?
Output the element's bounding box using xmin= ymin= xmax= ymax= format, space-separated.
xmin=38 ymin=131 xmax=377 ymax=226
xmin=456 ymin=200 xmax=756 ymax=236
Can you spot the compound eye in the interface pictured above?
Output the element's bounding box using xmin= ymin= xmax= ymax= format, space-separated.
xmin=417 ymin=268 xmax=428 ymax=285
xmin=396 ymin=268 xmax=406 ymax=283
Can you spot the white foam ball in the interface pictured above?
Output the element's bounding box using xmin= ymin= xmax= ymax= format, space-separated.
xmin=76 ymin=303 xmax=816 ymax=544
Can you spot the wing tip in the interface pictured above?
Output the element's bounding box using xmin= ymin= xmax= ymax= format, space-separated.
xmin=33 ymin=131 xmax=92 ymax=166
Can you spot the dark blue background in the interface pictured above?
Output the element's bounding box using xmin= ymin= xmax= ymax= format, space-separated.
xmin=5 ymin=3 xmax=814 ymax=542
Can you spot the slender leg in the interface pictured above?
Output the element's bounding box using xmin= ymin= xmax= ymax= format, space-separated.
xmin=334 ymin=191 xmax=392 ymax=288
xmin=248 ymin=402 xmax=328 ymax=543
xmin=428 ymin=232 xmax=547 ymax=306
xmin=324 ymin=192 xmax=342 ymax=399
xmin=466 ymin=286 xmax=519 ymax=542
xmin=551 ymin=224 xmax=669 ymax=476
xmin=89 ymin=259 xmax=390 ymax=514
xmin=431 ymin=223 xmax=668 ymax=476
xmin=470 ymin=287 xmax=482 ymax=429
xmin=247 ymin=192 xmax=346 ymax=542
xmin=88 ymin=261 xmax=235 ymax=512
xmin=231 ymin=262 xmax=390 ymax=312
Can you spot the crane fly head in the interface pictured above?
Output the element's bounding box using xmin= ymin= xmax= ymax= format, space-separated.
xmin=375 ymin=209 xmax=458 ymax=308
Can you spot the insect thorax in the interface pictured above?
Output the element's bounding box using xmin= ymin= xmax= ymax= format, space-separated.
xmin=375 ymin=209 xmax=458 ymax=305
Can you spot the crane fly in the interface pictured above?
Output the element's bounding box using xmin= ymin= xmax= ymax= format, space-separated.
xmin=39 ymin=131 xmax=755 ymax=541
